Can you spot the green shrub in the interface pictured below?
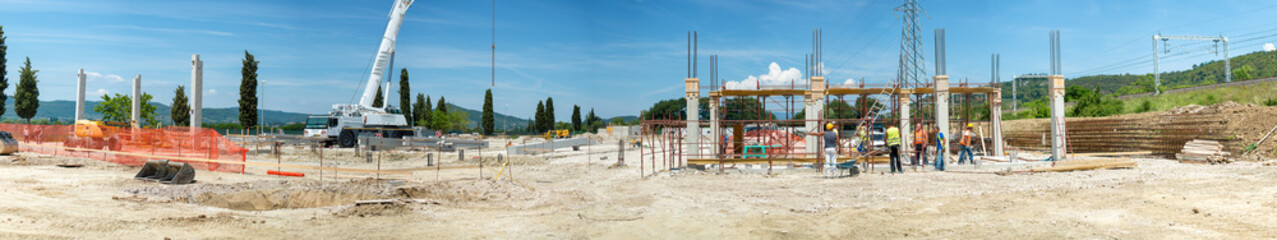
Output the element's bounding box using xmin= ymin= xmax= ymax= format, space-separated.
xmin=1135 ymin=100 xmax=1153 ymax=113
xmin=1264 ymin=98 xmax=1277 ymax=106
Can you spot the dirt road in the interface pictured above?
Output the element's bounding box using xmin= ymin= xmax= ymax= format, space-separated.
xmin=0 ymin=149 xmax=1274 ymax=239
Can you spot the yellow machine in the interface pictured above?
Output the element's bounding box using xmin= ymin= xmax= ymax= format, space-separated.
xmin=64 ymin=120 xmax=127 ymax=151
xmin=544 ymin=129 xmax=570 ymax=139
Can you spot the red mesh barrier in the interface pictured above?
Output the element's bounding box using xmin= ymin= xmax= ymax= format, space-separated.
xmin=0 ymin=123 xmax=247 ymax=173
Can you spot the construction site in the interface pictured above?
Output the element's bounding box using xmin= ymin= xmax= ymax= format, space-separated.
xmin=4 ymin=0 xmax=1277 ymax=239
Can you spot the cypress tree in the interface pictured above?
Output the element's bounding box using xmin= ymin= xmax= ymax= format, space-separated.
xmin=171 ymin=85 xmax=190 ymax=126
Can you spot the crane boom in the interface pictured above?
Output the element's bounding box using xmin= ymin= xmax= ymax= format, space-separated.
xmin=359 ymin=0 xmax=413 ymax=109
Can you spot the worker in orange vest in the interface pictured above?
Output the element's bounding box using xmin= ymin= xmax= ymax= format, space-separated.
xmin=912 ymin=123 xmax=928 ymax=167
xmin=958 ymin=123 xmax=975 ymax=164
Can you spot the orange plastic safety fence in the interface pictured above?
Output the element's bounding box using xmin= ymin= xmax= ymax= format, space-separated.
xmin=0 ymin=123 xmax=247 ymax=173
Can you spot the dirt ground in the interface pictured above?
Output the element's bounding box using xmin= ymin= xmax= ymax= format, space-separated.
xmin=2 ymin=136 xmax=1277 ymax=239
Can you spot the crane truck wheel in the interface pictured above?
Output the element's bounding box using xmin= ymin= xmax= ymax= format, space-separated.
xmin=338 ymin=130 xmax=357 ymax=148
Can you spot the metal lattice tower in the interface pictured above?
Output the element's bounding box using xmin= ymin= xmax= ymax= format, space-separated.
xmin=895 ymin=0 xmax=927 ymax=88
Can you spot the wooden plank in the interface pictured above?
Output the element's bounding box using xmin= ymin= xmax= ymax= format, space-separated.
xmin=1070 ymin=151 xmax=1152 ymax=157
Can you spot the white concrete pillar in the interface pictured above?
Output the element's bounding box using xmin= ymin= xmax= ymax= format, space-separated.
xmin=131 ymin=74 xmax=141 ymax=128
xmin=685 ymin=78 xmax=700 ymax=159
xmin=1049 ymin=75 xmax=1066 ymax=161
xmin=75 ymin=69 xmax=86 ymax=121
xmin=991 ymin=90 xmax=1004 ymax=157
xmin=934 ymin=75 xmax=950 ymax=156
xmin=709 ymin=95 xmax=720 ymax=157
xmin=898 ymin=91 xmax=912 ymax=157
xmin=191 ymin=54 xmax=203 ymax=129
xmin=805 ymin=77 xmax=826 ymax=158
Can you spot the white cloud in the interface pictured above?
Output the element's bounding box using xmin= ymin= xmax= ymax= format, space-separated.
xmin=723 ymin=62 xmax=804 ymax=89
xmin=92 ymin=88 xmax=109 ymax=95
xmin=1265 ymin=43 xmax=1275 ymax=52
xmin=843 ymin=78 xmax=856 ymax=85
xmin=207 ymin=89 xmax=217 ymax=95
xmin=83 ymin=71 xmax=125 ymax=83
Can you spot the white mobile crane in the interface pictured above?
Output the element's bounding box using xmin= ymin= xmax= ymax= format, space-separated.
xmin=304 ymin=0 xmax=414 ymax=147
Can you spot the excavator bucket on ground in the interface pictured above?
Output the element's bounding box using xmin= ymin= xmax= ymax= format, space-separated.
xmin=0 ymin=131 xmax=18 ymax=155
xmin=134 ymin=160 xmax=197 ymax=185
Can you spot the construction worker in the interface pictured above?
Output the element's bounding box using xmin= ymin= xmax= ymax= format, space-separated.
xmin=959 ymin=123 xmax=975 ymax=165
xmin=886 ymin=124 xmax=902 ymax=174
xmin=934 ymin=126 xmax=946 ymax=171
xmin=855 ymin=127 xmax=868 ymax=154
xmin=807 ymin=122 xmax=839 ymax=178
xmin=912 ymin=123 xmax=928 ymax=167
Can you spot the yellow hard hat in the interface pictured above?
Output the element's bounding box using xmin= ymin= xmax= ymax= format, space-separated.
xmin=967 ymin=123 xmax=974 ymax=128
xmin=825 ymin=123 xmax=834 ymax=130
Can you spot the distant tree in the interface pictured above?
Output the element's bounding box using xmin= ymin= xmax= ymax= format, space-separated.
xmin=609 ymin=117 xmax=625 ymax=125
xmin=238 ymin=51 xmax=258 ymax=128
xmin=525 ymin=119 xmax=535 ymax=133
xmin=534 ymin=101 xmax=545 ymax=132
xmin=399 ymin=68 xmax=412 ymax=125
xmin=571 ymin=105 xmax=581 ymax=131
xmin=14 ymin=57 xmax=38 ymax=123
xmin=448 ymin=111 xmax=470 ymax=131
xmin=372 ymin=85 xmax=384 ymax=108
xmin=436 ymin=96 xmax=447 ymax=113
xmin=429 ymin=109 xmax=450 ymax=131
xmin=544 ymin=97 xmax=555 ymax=132
xmin=171 ymin=85 xmax=190 ymax=126
xmin=585 ymin=108 xmax=604 ymax=133
xmin=423 ymin=95 xmax=433 ymax=127
xmin=413 ymin=93 xmax=427 ymax=127
xmin=554 ymin=121 xmax=571 ymax=130
xmin=481 ymin=89 xmax=494 ymax=135
xmin=0 ymin=25 xmax=8 ymax=117
xmin=94 ymin=93 xmax=158 ymax=126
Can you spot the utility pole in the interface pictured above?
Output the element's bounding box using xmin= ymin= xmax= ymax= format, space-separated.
xmin=1152 ymin=34 xmax=1230 ymax=95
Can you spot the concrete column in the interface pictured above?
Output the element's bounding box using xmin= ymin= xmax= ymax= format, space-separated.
xmin=1049 ymin=75 xmax=1066 ymax=161
xmin=990 ymin=90 xmax=1004 ymax=157
xmin=685 ymin=78 xmax=700 ymax=159
xmin=709 ymin=94 xmax=720 ymax=157
xmin=934 ymin=75 xmax=950 ymax=156
xmin=191 ymin=54 xmax=203 ymax=130
xmin=898 ymin=91 xmax=912 ymax=157
xmin=131 ymin=74 xmax=141 ymax=128
xmin=805 ymin=77 xmax=826 ymax=158
xmin=76 ymin=69 xmax=86 ymax=121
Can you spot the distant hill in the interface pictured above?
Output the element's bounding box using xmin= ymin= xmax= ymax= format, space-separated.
xmin=1003 ymin=50 xmax=1277 ymax=107
xmin=0 ymin=100 xmax=537 ymax=130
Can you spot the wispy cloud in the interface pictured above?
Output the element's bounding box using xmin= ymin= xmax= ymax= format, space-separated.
xmin=83 ymin=71 xmax=126 ymax=83
xmin=105 ymin=25 xmax=233 ymax=36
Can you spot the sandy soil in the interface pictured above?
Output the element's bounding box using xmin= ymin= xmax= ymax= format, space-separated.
xmin=1 ymin=137 xmax=1277 ymax=239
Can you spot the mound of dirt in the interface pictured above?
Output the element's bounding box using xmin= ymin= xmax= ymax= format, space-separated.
xmin=395 ymin=180 xmax=537 ymax=204
xmin=125 ymin=180 xmax=397 ymax=211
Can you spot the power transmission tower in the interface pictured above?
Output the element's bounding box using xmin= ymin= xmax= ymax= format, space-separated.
xmin=895 ymin=0 xmax=927 ymax=88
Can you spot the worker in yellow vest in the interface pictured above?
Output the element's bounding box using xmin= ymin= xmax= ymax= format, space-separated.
xmin=958 ymin=123 xmax=975 ymax=164
xmin=886 ymin=124 xmax=902 ymax=174
xmin=912 ymin=123 xmax=928 ymax=167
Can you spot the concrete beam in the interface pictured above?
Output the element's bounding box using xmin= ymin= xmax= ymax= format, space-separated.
xmin=805 ymin=77 xmax=825 ymax=158
xmin=76 ymin=69 xmax=85 ymax=121
xmin=1049 ymin=75 xmax=1066 ymax=161
xmin=934 ymin=75 xmax=950 ymax=155
xmin=990 ymin=89 xmax=1004 ymax=157
xmin=709 ymin=96 xmax=720 ymax=157
xmin=131 ymin=74 xmax=141 ymax=128
xmin=191 ymin=54 xmax=203 ymax=130
xmin=685 ymin=78 xmax=700 ymax=159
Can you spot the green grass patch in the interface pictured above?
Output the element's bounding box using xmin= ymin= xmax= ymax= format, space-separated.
xmin=1120 ymin=80 xmax=1277 ymax=113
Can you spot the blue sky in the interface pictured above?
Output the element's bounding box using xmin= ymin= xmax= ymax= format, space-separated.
xmin=1 ymin=0 xmax=1275 ymax=122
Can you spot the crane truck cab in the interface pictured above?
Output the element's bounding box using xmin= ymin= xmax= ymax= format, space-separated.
xmin=304 ymin=114 xmax=413 ymax=148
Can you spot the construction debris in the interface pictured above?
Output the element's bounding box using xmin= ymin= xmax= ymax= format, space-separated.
xmin=1176 ymin=140 xmax=1232 ymax=164
xmin=1032 ymin=158 xmax=1137 ymax=172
